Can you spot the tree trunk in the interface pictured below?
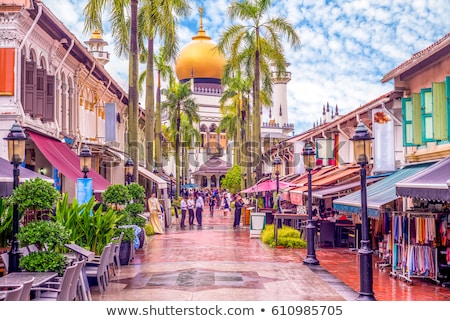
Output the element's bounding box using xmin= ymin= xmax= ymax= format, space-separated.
xmin=145 ymin=38 xmax=155 ymax=170
xmin=128 ymin=0 xmax=140 ymax=180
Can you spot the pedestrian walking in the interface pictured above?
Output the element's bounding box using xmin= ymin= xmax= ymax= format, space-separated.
xmin=148 ymin=192 xmax=164 ymax=234
xmin=209 ymin=196 xmax=216 ymax=217
xmin=233 ymin=194 xmax=244 ymax=229
xmin=187 ymin=194 xmax=195 ymax=227
xmin=180 ymin=194 xmax=188 ymax=228
xmin=195 ymin=192 xmax=204 ymax=227
xmin=223 ymin=192 xmax=231 ymax=217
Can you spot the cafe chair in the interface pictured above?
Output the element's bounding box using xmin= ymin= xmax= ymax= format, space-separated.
xmin=318 ymin=221 xmax=335 ymax=248
xmin=2 ymin=284 xmax=24 ymax=301
xmin=1 ymin=253 xmax=9 ymax=273
xmin=113 ymin=232 xmax=124 ymax=270
xmin=19 ymin=277 xmax=35 ymax=301
xmin=31 ymin=263 xmax=78 ymax=301
xmin=86 ymin=244 xmax=111 ymax=293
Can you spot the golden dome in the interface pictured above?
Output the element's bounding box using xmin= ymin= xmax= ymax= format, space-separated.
xmin=175 ymin=8 xmax=226 ymax=81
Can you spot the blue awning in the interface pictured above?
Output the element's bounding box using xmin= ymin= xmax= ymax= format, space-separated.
xmin=333 ymin=162 xmax=434 ymax=218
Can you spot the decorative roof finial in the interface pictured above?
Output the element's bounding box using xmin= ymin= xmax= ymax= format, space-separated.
xmin=198 ymin=6 xmax=204 ymax=32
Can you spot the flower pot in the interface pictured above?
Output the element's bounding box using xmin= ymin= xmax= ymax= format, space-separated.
xmin=138 ymin=229 xmax=145 ymax=248
xmin=119 ymin=241 xmax=132 ymax=266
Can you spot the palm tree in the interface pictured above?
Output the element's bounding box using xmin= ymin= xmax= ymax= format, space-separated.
xmin=217 ymin=0 xmax=300 ymax=180
xmin=180 ymin=115 xmax=201 ymax=188
xmin=218 ymin=71 xmax=252 ymax=166
xmin=84 ymin=0 xmax=140 ymax=180
xmin=138 ymin=0 xmax=191 ymax=171
xmin=162 ymin=81 xmax=199 ymax=198
xmin=154 ymin=48 xmax=176 ymax=173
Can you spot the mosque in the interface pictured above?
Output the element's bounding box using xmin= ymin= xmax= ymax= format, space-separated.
xmin=168 ymin=8 xmax=295 ymax=189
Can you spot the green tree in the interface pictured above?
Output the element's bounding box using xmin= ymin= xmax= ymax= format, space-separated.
xmin=220 ymin=164 xmax=243 ymax=194
xmin=162 ymin=81 xmax=199 ymax=198
xmin=154 ymin=47 xmax=177 ymax=172
xmin=138 ymin=0 xmax=191 ymax=170
xmin=217 ymin=0 xmax=300 ymax=180
xmin=9 ymin=177 xmax=60 ymax=217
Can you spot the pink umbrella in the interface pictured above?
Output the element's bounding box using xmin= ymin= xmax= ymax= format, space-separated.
xmin=240 ymin=179 xmax=297 ymax=193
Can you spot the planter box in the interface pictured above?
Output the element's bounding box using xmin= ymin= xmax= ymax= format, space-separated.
xmin=119 ymin=241 xmax=132 ymax=266
xmin=250 ymin=212 xmax=266 ymax=238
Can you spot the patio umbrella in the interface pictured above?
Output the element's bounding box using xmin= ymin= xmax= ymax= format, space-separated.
xmin=181 ymin=183 xmax=198 ymax=189
xmin=240 ymin=179 xmax=297 ymax=194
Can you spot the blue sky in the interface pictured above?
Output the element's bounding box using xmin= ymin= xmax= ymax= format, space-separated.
xmin=44 ymin=0 xmax=450 ymax=134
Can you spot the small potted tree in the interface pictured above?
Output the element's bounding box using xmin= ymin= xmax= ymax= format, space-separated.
xmin=113 ymin=227 xmax=136 ymax=265
xmin=9 ymin=177 xmax=60 ymax=222
xmin=16 ymin=220 xmax=70 ymax=275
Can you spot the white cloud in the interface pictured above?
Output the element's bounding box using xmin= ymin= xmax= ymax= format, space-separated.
xmin=44 ymin=0 xmax=450 ymax=134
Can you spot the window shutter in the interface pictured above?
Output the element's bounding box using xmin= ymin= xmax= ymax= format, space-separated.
xmin=402 ymin=97 xmax=414 ymax=146
xmin=421 ymin=88 xmax=433 ymax=142
xmin=24 ymin=61 xmax=35 ymax=114
xmin=432 ymin=82 xmax=446 ymax=140
xmin=44 ymin=75 xmax=55 ymax=121
xmin=447 ymin=76 xmax=450 ymax=140
xmin=412 ymin=93 xmax=422 ymax=145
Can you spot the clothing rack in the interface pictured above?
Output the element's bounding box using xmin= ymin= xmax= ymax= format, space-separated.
xmin=390 ymin=211 xmax=439 ymax=284
xmin=376 ymin=210 xmax=392 ymax=271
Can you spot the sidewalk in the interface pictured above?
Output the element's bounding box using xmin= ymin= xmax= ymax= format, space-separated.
xmin=91 ymin=208 xmax=450 ymax=301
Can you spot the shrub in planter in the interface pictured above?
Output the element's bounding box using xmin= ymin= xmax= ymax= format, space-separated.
xmin=9 ymin=177 xmax=60 ymax=219
xmin=125 ymin=202 xmax=145 ymax=216
xmin=102 ymin=184 xmax=130 ymax=209
xmin=144 ymin=224 xmax=155 ymax=236
xmin=17 ymin=220 xmax=70 ymax=252
xmin=0 ymin=198 xmax=13 ymax=248
xmin=19 ymin=251 xmax=66 ymax=275
xmin=16 ymin=220 xmax=70 ymax=274
xmin=260 ymin=224 xmax=307 ymax=249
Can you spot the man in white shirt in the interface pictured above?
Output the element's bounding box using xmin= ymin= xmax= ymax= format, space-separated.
xmin=187 ymin=194 xmax=195 ymax=227
xmin=180 ymin=194 xmax=188 ymax=229
xmin=195 ymin=192 xmax=205 ymax=227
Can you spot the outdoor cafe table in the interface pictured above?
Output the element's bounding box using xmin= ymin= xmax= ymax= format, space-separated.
xmin=0 ymin=272 xmax=57 ymax=288
xmin=273 ymin=213 xmax=308 ymax=245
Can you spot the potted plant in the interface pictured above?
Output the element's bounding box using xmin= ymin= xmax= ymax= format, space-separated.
xmin=54 ymin=193 xmax=123 ymax=255
xmin=16 ymin=220 xmax=70 ymax=275
xmin=102 ymin=184 xmax=130 ymax=210
xmin=9 ymin=177 xmax=60 ymax=222
xmin=113 ymin=227 xmax=136 ymax=266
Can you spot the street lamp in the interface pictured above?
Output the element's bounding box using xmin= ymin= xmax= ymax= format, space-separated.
xmin=243 ymin=172 xmax=247 ymax=189
xmin=351 ymin=121 xmax=375 ymax=301
xmin=169 ymin=173 xmax=174 ymax=200
xmin=124 ymin=157 xmax=134 ymax=185
xmin=273 ymin=156 xmax=281 ymax=194
xmin=79 ymin=144 xmax=92 ymax=178
xmin=253 ymin=169 xmax=258 ymax=212
xmin=302 ymin=142 xmax=319 ymax=265
xmin=152 ymin=166 xmax=159 ymax=195
xmin=4 ymin=121 xmax=27 ymax=272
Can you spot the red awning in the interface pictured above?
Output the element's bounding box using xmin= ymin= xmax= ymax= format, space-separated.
xmin=27 ymin=131 xmax=110 ymax=192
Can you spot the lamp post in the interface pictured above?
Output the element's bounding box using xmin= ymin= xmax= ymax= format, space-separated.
xmin=302 ymin=142 xmax=319 ymax=265
xmin=124 ymin=157 xmax=134 ymax=185
xmin=243 ymin=172 xmax=247 ymax=189
xmin=152 ymin=166 xmax=159 ymax=195
xmin=79 ymin=144 xmax=92 ymax=178
xmin=351 ymin=121 xmax=375 ymax=301
xmin=273 ymin=156 xmax=281 ymax=194
xmin=169 ymin=173 xmax=174 ymax=200
xmin=253 ymin=169 xmax=258 ymax=212
xmin=4 ymin=121 xmax=27 ymax=272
